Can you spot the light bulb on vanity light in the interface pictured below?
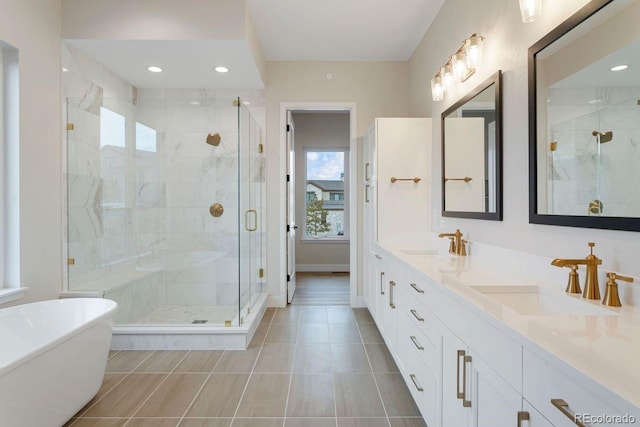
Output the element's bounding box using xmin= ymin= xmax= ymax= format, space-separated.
xmin=442 ymin=62 xmax=455 ymax=90
xmin=452 ymin=51 xmax=469 ymax=81
xmin=431 ymin=73 xmax=445 ymax=102
xmin=465 ymin=34 xmax=484 ymax=70
xmin=519 ymin=0 xmax=542 ymax=23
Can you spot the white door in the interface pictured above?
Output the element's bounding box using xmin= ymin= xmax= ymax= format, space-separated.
xmin=286 ymin=111 xmax=297 ymax=303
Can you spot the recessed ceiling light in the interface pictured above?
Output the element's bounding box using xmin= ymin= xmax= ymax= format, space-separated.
xmin=147 ymin=66 xmax=163 ymax=73
xmin=62 ymin=67 xmax=69 ymax=73
xmin=588 ymin=99 xmax=602 ymax=104
xmin=243 ymin=101 xmax=251 ymax=105
xmin=189 ymin=101 xmax=201 ymax=106
xmin=610 ymin=64 xmax=628 ymax=72
xmin=214 ymin=66 xmax=229 ymax=73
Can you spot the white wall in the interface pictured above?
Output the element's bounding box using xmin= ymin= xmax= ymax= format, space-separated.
xmin=0 ymin=0 xmax=62 ymax=304
xmin=292 ymin=112 xmax=350 ymax=269
xmin=409 ymin=0 xmax=640 ymax=278
xmin=265 ymin=61 xmax=409 ymax=304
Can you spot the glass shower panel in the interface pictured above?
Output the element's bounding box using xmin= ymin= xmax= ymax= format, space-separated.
xmin=66 ymin=94 xmax=251 ymax=327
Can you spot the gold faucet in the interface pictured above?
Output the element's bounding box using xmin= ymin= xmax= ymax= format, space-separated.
xmin=551 ymin=242 xmax=602 ymax=300
xmin=438 ymin=229 xmax=466 ymax=256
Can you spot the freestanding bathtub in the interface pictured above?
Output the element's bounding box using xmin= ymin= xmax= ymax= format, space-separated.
xmin=0 ymin=298 xmax=118 ymax=427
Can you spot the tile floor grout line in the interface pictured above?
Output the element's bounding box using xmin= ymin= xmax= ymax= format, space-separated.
xmin=354 ymin=312 xmax=394 ymax=427
xmin=121 ymin=350 xmax=191 ymax=427
xmin=229 ymin=306 xmax=277 ymax=424
xmin=281 ymin=305 xmax=303 ymax=427
xmin=74 ymin=349 xmax=158 ymax=422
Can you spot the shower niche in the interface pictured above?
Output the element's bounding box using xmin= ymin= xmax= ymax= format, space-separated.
xmin=64 ymin=89 xmax=266 ymax=346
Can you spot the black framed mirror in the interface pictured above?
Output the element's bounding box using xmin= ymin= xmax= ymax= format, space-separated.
xmin=442 ymin=70 xmax=502 ymax=220
xmin=529 ymin=0 xmax=640 ymax=231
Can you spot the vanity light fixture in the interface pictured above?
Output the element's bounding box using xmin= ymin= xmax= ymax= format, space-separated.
xmin=610 ymin=64 xmax=628 ymax=72
xmin=430 ymin=34 xmax=485 ymax=101
xmin=519 ymin=0 xmax=542 ymax=23
xmin=214 ymin=66 xmax=229 ymax=73
xmin=147 ymin=66 xmax=163 ymax=73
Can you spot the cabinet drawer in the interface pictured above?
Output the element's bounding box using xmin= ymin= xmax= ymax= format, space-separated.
xmin=523 ymin=349 xmax=639 ymax=426
xmin=398 ymin=327 xmax=438 ymax=427
xmin=405 ymin=269 xmax=440 ymax=314
xmin=398 ymin=302 xmax=437 ymax=368
xmin=398 ymin=285 xmax=438 ymax=348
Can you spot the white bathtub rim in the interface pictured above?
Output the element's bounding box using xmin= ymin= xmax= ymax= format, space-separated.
xmin=0 ymin=298 xmax=117 ymax=376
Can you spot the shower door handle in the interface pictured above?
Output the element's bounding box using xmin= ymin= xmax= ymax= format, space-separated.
xmin=245 ymin=209 xmax=258 ymax=232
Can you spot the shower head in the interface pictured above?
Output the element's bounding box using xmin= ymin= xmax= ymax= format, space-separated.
xmin=206 ymin=133 xmax=222 ymax=146
xmin=591 ymin=130 xmax=613 ymax=143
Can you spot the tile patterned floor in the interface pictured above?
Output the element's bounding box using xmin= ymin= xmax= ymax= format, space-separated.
xmin=290 ymin=273 xmax=350 ymax=305
xmin=65 ymin=306 xmax=426 ymax=427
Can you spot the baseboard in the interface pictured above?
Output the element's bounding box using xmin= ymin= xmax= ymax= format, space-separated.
xmin=267 ymin=295 xmax=285 ymax=308
xmin=296 ymin=264 xmax=350 ymax=272
xmin=354 ymin=296 xmax=367 ymax=307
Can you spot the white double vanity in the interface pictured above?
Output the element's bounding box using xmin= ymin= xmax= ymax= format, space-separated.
xmin=362 ymin=118 xmax=640 ymax=426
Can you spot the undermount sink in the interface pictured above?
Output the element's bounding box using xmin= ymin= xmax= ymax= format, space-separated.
xmin=470 ymin=285 xmax=617 ymax=316
xmin=401 ymin=249 xmax=439 ymax=255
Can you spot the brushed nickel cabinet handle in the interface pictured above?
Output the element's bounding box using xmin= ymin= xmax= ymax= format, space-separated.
xmin=389 ymin=280 xmax=396 ymax=309
xmin=365 ymin=162 xmax=371 ymax=181
xmin=380 ymin=272 xmax=385 ymax=295
xmin=410 ymin=282 xmax=424 ymax=293
xmin=462 ymin=353 xmax=472 ymax=407
xmin=409 ymin=374 xmax=424 ymax=392
xmin=365 ymin=184 xmax=370 ymax=203
xmin=410 ymin=335 xmax=424 ymax=350
xmin=517 ymin=411 xmax=530 ymax=427
xmin=456 ymin=350 xmax=465 ymax=400
xmin=410 ymin=309 xmax=424 ymax=322
xmin=551 ymin=399 xmax=586 ymax=427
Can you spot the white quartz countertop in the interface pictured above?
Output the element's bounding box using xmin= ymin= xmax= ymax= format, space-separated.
xmin=382 ymin=245 xmax=640 ymax=412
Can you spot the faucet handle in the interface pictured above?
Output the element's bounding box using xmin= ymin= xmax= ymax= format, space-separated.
xmin=459 ymin=239 xmax=468 ymax=256
xmin=602 ymin=272 xmax=633 ymax=307
xmin=566 ymin=265 xmax=581 ymax=294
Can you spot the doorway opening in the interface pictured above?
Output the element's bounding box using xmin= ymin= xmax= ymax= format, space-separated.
xmin=280 ymin=103 xmax=357 ymax=307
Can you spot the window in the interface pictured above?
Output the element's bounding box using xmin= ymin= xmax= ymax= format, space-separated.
xmin=0 ymin=41 xmax=21 ymax=302
xmin=135 ymin=122 xmax=157 ymax=152
xmin=304 ymin=149 xmax=349 ymax=239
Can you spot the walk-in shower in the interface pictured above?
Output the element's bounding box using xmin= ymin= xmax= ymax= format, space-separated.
xmin=64 ymin=91 xmax=266 ymax=347
xmin=547 ymin=96 xmax=638 ymax=216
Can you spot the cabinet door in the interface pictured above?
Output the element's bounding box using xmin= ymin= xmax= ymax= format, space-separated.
xmin=471 ymin=354 xmax=522 ymax=427
xmin=382 ymin=261 xmax=401 ymax=354
xmin=441 ymin=326 xmax=470 ymax=427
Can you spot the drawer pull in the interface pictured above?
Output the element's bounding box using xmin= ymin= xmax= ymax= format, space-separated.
xmin=389 ymin=280 xmax=396 ymax=309
xmin=457 ymin=350 xmax=472 ymax=407
xmin=410 ymin=335 xmax=424 ymax=350
xmin=409 ymin=374 xmax=424 ymax=392
xmin=365 ymin=184 xmax=370 ymax=203
xmin=551 ymin=399 xmax=586 ymax=427
xmin=410 ymin=309 xmax=424 ymax=322
xmin=380 ymin=272 xmax=385 ymax=295
xmin=410 ymin=282 xmax=424 ymax=293
xmin=517 ymin=411 xmax=529 ymax=427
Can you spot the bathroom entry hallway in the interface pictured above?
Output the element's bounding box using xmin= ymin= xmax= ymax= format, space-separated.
xmin=290 ymin=272 xmax=350 ymax=305
xmin=66 ymin=305 xmax=427 ymax=427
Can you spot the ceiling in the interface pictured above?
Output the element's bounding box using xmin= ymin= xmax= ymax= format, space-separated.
xmin=247 ymin=0 xmax=445 ymax=61
xmin=65 ymin=0 xmax=445 ymax=89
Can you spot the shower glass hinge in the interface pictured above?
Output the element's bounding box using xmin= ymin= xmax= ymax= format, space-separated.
xmin=225 ymin=320 xmax=232 ymax=327
xmin=258 ymin=143 xmax=264 ymax=153
xmin=233 ymin=99 xmax=241 ymax=107
xmin=67 ymin=258 xmax=75 ymax=265
xmin=549 ymin=141 xmax=557 ymax=151
xmin=66 ymin=123 xmax=75 ymax=130
xmin=259 ymin=268 xmax=264 ymax=278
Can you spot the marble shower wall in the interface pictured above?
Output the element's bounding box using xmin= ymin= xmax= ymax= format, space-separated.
xmin=546 ymin=87 xmax=640 ymax=216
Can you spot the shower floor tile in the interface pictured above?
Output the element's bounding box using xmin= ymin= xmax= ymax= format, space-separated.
xmin=136 ymin=305 xmax=238 ymax=325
